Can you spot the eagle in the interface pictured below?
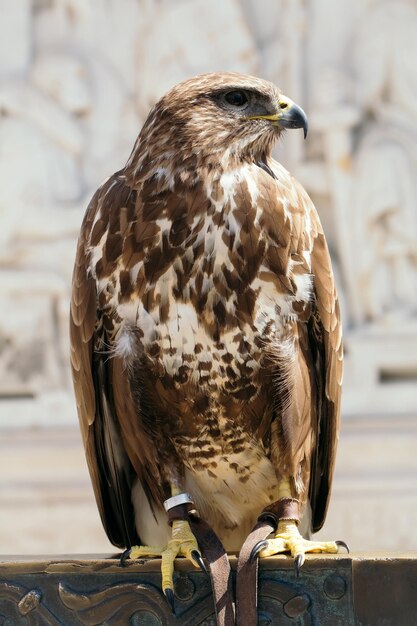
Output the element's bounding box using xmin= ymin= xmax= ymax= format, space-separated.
xmin=70 ymin=72 xmax=343 ymax=607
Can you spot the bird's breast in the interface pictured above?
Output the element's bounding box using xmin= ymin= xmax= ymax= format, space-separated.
xmin=113 ymin=252 xmax=312 ymax=391
xmin=96 ymin=162 xmax=314 ymax=388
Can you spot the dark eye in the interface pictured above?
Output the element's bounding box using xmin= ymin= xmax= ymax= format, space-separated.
xmin=224 ymin=90 xmax=249 ymax=108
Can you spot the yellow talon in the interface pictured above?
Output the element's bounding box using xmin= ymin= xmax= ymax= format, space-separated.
xmin=258 ymin=519 xmax=339 ymax=569
xmin=256 ymin=478 xmax=341 ymax=573
xmin=127 ymin=519 xmax=201 ymax=593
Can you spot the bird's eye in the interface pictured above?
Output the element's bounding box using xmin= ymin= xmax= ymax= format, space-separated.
xmin=223 ymin=90 xmax=249 ymax=108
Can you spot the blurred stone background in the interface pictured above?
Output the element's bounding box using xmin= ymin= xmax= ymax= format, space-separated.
xmin=0 ymin=0 xmax=416 ymax=554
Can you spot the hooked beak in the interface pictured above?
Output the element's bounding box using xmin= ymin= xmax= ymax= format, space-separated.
xmin=248 ymin=95 xmax=308 ymax=139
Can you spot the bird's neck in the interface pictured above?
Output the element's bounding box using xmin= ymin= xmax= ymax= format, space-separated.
xmin=124 ymin=147 xmax=274 ymax=199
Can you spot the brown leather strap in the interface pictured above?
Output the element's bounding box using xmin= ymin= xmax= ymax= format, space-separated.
xmin=236 ymin=517 xmax=276 ymax=626
xmin=273 ymin=498 xmax=300 ymax=522
xmin=189 ymin=513 xmax=235 ymax=626
xmin=167 ymin=503 xmax=192 ymax=525
xmin=186 ymin=499 xmax=300 ymax=625
xmin=235 ymin=499 xmax=299 ymax=625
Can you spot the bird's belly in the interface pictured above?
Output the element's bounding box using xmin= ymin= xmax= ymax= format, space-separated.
xmin=185 ymin=446 xmax=280 ymax=551
xmin=132 ymin=446 xmax=280 ymax=551
xmin=131 ymin=293 xmax=280 ymax=551
xmin=118 ymin=272 xmax=306 ymax=550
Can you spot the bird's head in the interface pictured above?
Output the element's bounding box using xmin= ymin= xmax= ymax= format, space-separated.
xmin=133 ymin=72 xmax=308 ymax=172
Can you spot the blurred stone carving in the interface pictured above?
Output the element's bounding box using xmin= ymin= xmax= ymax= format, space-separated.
xmin=306 ymin=0 xmax=417 ymax=414
xmin=135 ymin=0 xmax=260 ymax=111
xmin=0 ymin=54 xmax=85 ymax=244
xmin=350 ymin=0 xmax=417 ymax=323
xmin=0 ymin=49 xmax=89 ymax=412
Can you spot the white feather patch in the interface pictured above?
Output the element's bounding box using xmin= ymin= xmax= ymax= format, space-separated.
xmin=131 ymin=480 xmax=171 ymax=546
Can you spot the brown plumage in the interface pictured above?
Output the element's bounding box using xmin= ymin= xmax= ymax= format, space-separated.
xmin=70 ymin=72 xmax=342 ymax=553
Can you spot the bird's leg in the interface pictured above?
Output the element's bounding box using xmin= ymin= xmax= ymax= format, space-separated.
xmin=253 ymin=478 xmax=346 ymax=575
xmin=122 ymin=485 xmax=205 ymax=609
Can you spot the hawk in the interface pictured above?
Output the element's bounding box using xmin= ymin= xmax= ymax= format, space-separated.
xmin=70 ymin=72 xmax=343 ymax=606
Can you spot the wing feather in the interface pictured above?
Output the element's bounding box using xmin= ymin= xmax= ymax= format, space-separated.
xmin=70 ymin=177 xmax=163 ymax=549
xmin=308 ymin=214 xmax=343 ymax=532
xmin=257 ymin=162 xmax=342 ymax=532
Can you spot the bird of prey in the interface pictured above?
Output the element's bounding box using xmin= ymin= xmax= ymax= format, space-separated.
xmin=70 ymin=72 xmax=343 ymax=603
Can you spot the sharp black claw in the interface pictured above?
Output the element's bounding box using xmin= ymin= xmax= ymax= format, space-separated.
xmin=294 ymin=554 xmax=303 ymax=578
xmin=164 ymin=588 xmax=175 ymax=613
xmin=191 ymin=550 xmax=209 ymax=575
xmin=120 ymin=548 xmax=131 ymax=568
xmin=249 ymin=540 xmax=268 ymax=563
xmin=336 ymin=540 xmax=350 ymax=554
